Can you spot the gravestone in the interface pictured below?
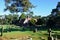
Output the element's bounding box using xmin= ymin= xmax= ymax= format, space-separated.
xmin=48 ymin=28 xmax=53 ymax=40
xmin=27 ymin=38 xmax=32 ymax=40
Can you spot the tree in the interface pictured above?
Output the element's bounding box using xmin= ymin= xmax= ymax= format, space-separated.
xmin=30 ymin=18 xmax=36 ymax=25
xmin=13 ymin=14 xmax=19 ymax=20
xmin=4 ymin=0 xmax=33 ymax=13
xmin=19 ymin=13 xmax=26 ymax=20
xmin=26 ymin=11 xmax=34 ymax=18
xmin=29 ymin=12 xmax=34 ymax=16
xmin=33 ymin=15 xmax=41 ymax=19
xmin=51 ymin=2 xmax=60 ymax=17
xmin=35 ymin=18 xmax=44 ymax=25
xmin=54 ymin=16 xmax=60 ymax=26
xmin=11 ymin=14 xmax=19 ymax=25
xmin=4 ymin=14 xmax=19 ymax=25
xmin=41 ymin=17 xmax=47 ymax=25
xmin=46 ymin=17 xmax=56 ymax=29
xmin=46 ymin=2 xmax=60 ymax=39
xmin=51 ymin=2 xmax=60 ymax=27
xmin=5 ymin=14 xmax=13 ymax=24
xmin=29 ymin=18 xmax=37 ymax=32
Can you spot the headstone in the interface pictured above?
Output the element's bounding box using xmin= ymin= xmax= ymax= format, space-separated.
xmin=48 ymin=36 xmax=52 ymax=40
xmin=48 ymin=28 xmax=53 ymax=40
xmin=52 ymin=37 xmax=54 ymax=40
xmin=48 ymin=28 xmax=51 ymax=37
xmin=27 ymin=38 xmax=32 ymax=40
xmin=55 ymin=36 xmax=57 ymax=40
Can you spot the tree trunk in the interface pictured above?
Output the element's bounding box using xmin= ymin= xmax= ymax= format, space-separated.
xmin=1 ymin=26 xmax=3 ymax=36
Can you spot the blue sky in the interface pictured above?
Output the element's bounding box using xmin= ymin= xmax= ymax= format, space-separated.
xmin=0 ymin=0 xmax=60 ymax=16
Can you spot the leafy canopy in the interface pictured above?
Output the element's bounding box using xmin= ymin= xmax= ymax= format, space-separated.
xmin=4 ymin=0 xmax=33 ymax=13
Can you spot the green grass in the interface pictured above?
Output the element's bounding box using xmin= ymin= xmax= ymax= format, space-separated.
xmin=0 ymin=31 xmax=48 ymax=40
xmin=0 ymin=30 xmax=60 ymax=40
xmin=0 ymin=25 xmax=60 ymax=40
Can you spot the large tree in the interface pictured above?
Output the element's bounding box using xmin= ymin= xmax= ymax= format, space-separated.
xmin=4 ymin=0 xmax=33 ymax=13
xmin=5 ymin=14 xmax=19 ymax=24
xmin=51 ymin=2 xmax=60 ymax=26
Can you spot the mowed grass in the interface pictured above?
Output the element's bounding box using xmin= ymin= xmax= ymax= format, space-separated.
xmin=0 ymin=31 xmax=48 ymax=40
xmin=0 ymin=25 xmax=60 ymax=40
xmin=0 ymin=31 xmax=60 ymax=40
xmin=1 ymin=31 xmax=60 ymax=40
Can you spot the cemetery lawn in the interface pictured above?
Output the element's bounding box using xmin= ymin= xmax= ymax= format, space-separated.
xmin=0 ymin=25 xmax=60 ymax=40
xmin=0 ymin=31 xmax=60 ymax=40
xmin=0 ymin=31 xmax=48 ymax=40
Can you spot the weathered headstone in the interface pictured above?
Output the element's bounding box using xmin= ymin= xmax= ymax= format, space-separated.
xmin=48 ymin=28 xmax=52 ymax=40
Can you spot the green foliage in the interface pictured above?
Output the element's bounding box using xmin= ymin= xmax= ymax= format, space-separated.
xmin=4 ymin=0 xmax=33 ymax=13
xmin=51 ymin=2 xmax=60 ymax=26
xmin=19 ymin=13 xmax=26 ymax=19
xmin=26 ymin=11 xmax=34 ymax=17
xmin=35 ymin=18 xmax=44 ymax=25
xmin=51 ymin=2 xmax=60 ymax=17
xmin=33 ymin=15 xmax=41 ymax=19
xmin=54 ymin=16 xmax=60 ymax=26
xmin=13 ymin=14 xmax=19 ymax=20
xmin=30 ymin=18 xmax=36 ymax=25
xmin=0 ymin=14 xmax=18 ymax=25
xmin=0 ymin=19 xmax=4 ymax=25
xmin=5 ymin=14 xmax=13 ymax=24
